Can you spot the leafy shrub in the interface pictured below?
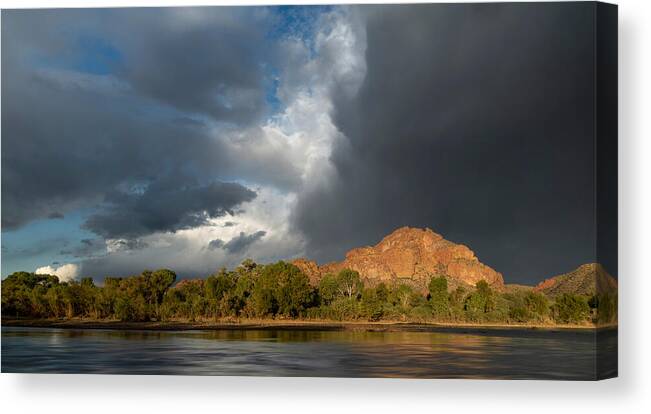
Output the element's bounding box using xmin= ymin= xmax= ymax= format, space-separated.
xmin=552 ymin=294 xmax=590 ymax=324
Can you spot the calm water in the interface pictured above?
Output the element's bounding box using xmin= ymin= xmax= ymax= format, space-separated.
xmin=1 ymin=326 xmax=616 ymax=379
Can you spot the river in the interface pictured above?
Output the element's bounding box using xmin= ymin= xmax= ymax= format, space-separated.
xmin=1 ymin=326 xmax=616 ymax=379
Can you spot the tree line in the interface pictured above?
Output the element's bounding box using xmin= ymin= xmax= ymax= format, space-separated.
xmin=1 ymin=259 xmax=617 ymax=325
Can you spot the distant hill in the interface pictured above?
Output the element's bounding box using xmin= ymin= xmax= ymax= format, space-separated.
xmin=292 ymin=226 xmax=503 ymax=290
xmin=533 ymin=263 xmax=617 ymax=297
xmin=502 ymin=284 xmax=535 ymax=294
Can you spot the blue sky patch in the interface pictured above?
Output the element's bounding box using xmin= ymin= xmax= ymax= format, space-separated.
xmin=32 ymin=33 xmax=122 ymax=76
xmin=1 ymin=210 xmax=97 ymax=276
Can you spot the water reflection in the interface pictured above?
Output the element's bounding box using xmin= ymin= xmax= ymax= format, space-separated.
xmin=1 ymin=327 xmax=615 ymax=379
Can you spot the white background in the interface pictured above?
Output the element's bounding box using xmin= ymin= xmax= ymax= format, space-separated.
xmin=1 ymin=0 xmax=650 ymax=412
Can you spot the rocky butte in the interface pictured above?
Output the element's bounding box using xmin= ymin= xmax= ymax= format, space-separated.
xmin=533 ymin=263 xmax=618 ymax=298
xmin=292 ymin=226 xmax=504 ymax=291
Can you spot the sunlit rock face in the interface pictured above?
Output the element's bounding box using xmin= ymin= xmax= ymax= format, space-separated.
xmin=533 ymin=263 xmax=618 ymax=298
xmin=293 ymin=227 xmax=504 ymax=290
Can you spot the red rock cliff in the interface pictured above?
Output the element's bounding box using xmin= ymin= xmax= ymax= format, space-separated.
xmin=292 ymin=227 xmax=504 ymax=290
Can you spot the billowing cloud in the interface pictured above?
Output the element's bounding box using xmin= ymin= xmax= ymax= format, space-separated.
xmin=59 ymin=238 xmax=106 ymax=258
xmin=35 ymin=263 xmax=80 ymax=282
xmin=0 ymin=7 xmax=290 ymax=231
xmin=222 ymin=231 xmax=267 ymax=254
xmin=77 ymin=186 xmax=304 ymax=280
xmin=292 ymin=3 xmax=603 ymax=284
xmin=207 ymin=239 xmax=225 ymax=250
xmin=3 ymin=4 xmax=605 ymax=285
xmin=114 ymin=7 xmax=276 ymax=124
xmin=83 ymin=177 xmax=256 ymax=239
xmin=1 ymin=6 xmax=364 ymax=279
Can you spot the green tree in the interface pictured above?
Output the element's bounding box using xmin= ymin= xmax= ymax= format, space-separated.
xmin=504 ymin=290 xmax=544 ymax=323
xmin=45 ymin=284 xmax=67 ymax=318
xmin=205 ymin=270 xmax=235 ymax=301
xmin=336 ymin=269 xmax=363 ymax=299
xmin=160 ymin=279 xmax=205 ymax=321
xmin=464 ymin=280 xmax=494 ymax=322
xmin=327 ymin=297 xmax=361 ymax=321
xmin=114 ymin=293 xmax=136 ymax=321
xmin=476 ymin=280 xmax=491 ymax=297
xmin=233 ymin=273 xmax=255 ymax=316
xmin=97 ymin=277 xmax=121 ymax=318
xmin=2 ymin=273 xmax=37 ymax=317
xmin=524 ymin=291 xmax=549 ymax=320
xmin=250 ymin=264 xmax=278 ymax=317
xmin=204 ymin=269 xmax=236 ymax=318
xmin=509 ymin=306 xmax=530 ymax=322
xmin=62 ymin=282 xmax=84 ymax=318
xmin=386 ymin=284 xmax=422 ymax=320
xmin=428 ymin=276 xmax=449 ymax=318
xmin=238 ymin=259 xmax=258 ymax=273
xmin=265 ymin=261 xmax=313 ymax=317
xmin=448 ymin=286 xmax=466 ymax=321
xmin=318 ymin=273 xmax=339 ymax=305
xmin=361 ymin=287 xmax=384 ymax=321
xmin=390 ymin=284 xmax=414 ymax=309
xmin=142 ymin=269 xmax=177 ymax=319
xmin=28 ymin=285 xmax=49 ymax=317
xmin=375 ymin=283 xmax=389 ymax=302
xmin=150 ymin=269 xmax=177 ymax=300
xmin=552 ymin=294 xmax=590 ymax=324
xmin=464 ymin=293 xmax=486 ymax=321
xmin=594 ymin=292 xmax=618 ymax=324
xmin=2 ymin=272 xmax=62 ymax=318
xmin=118 ymin=276 xmax=148 ymax=320
xmin=160 ymin=289 xmax=182 ymax=320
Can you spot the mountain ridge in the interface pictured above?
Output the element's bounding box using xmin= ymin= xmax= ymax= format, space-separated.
xmin=292 ymin=227 xmax=617 ymax=297
xmin=533 ymin=263 xmax=618 ymax=297
xmin=292 ymin=226 xmax=504 ymax=291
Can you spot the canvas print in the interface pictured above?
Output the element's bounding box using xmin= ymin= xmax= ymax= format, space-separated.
xmin=1 ymin=2 xmax=618 ymax=379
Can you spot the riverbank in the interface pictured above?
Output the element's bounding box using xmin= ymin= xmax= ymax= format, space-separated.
xmin=1 ymin=317 xmax=615 ymax=333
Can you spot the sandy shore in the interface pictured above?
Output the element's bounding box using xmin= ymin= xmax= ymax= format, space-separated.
xmin=1 ymin=318 xmax=615 ymax=332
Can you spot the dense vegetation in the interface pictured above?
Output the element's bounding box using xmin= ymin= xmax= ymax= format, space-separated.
xmin=1 ymin=260 xmax=617 ymax=325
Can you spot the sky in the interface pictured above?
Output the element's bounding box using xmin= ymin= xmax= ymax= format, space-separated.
xmin=1 ymin=3 xmax=614 ymax=285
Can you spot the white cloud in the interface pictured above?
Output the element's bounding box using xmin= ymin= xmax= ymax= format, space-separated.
xmin=221 ymin=7 xmax=366 ymax=196
xmin=78 ymin=7 xmax=368 ymax=278
xmin=79 ymin=185 xmax=306 ymax=278
xmin=35 ymin=263 xmax=81 ymax=282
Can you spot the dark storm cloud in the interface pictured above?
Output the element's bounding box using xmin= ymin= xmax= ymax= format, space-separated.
xmin=83 ymin=177 xmax=256 ymax=239
xmin=222 ymin=231 xmax=267 ymax=254
xmin=5 ymin=238 xmax=70 ymax=260
xmin=60 ymin=237 xmax=148 ymax=258
xmin=59 ymin=238 xmax=106 ymax=258
xmin=207 ymin=239 xmax=225 ymax=250
xmin=1 ymin=8 xmax=274 ymax=124
xmin=47 ymin=212 xmax=65 ymax=220
xmin=294 ymin=3 xmax=605 ymax=283
xmin=110 ymin=8 xmax=274 ymax=124
xmin=1 ymin=8 xmax=297 ymax=232
xmin=0 ymin=67 xmax=226 ymax=230
xmin=109 ymin=239 xmax=149 ymax=252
